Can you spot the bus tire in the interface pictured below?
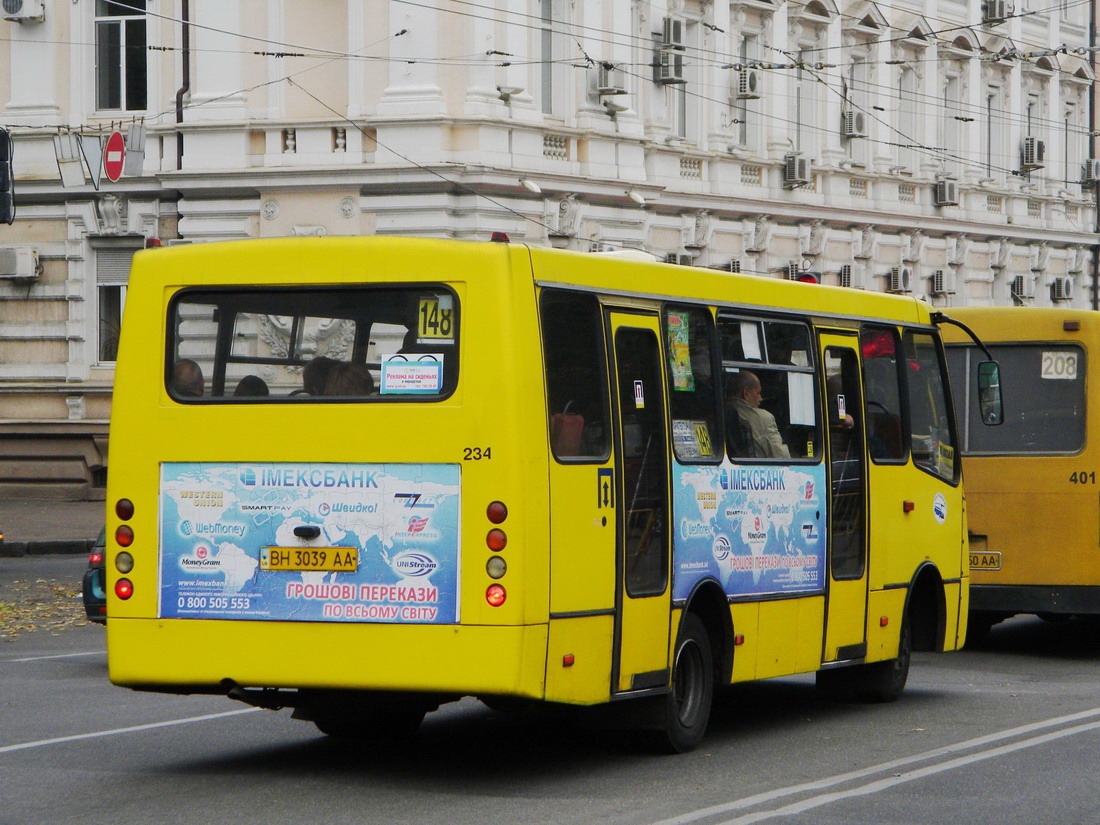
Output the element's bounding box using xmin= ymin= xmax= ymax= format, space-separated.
xmin=855 ymin=619 xmax=911 ymax=703
xmin=652 ymin=613 xmax=714 ymax=753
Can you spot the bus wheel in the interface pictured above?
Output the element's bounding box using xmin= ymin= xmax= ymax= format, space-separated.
xmin=313 ymin=701 xmax=426 ymax=740
xmin=653 ymin=613 xmax=714 ymax=753
xmin=855 ymin=619 xmax=911 ymax=703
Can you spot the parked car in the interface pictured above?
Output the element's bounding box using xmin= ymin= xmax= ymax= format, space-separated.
xmin=82 ymin=527 xmax=106 ymax=624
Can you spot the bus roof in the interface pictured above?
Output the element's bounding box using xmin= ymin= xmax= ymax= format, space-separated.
xmin=941 ymin=306 xmax=1098 ymax=344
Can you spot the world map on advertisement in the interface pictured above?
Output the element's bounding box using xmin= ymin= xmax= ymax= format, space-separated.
xmin=672 ymin=462 xmax=827 ymax=601
xmin=159 ymin=462 xmax=461 ymax=624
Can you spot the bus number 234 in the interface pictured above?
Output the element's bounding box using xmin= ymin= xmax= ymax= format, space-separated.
xmin=464 ymin=446 xmax=492 ymax=461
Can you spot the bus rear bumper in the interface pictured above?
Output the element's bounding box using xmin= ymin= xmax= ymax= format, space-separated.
xmin=107 ymin=617 xmax=550 ymax=700
xmin=970 ymin=584 xmax=1100 ymax=616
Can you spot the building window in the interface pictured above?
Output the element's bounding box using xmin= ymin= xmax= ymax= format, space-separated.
xmin=96 ymin=248 xmax=136 ymax=362
xmin=537 ymin=0 xmax=570 ymax=117
xmin=96 ymin=0 xmax=147 ymax=111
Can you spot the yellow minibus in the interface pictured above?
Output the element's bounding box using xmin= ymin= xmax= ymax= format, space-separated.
xmin=105 ymin=236 xmax=990 ymax=751
xmin=945 ymin=307 xmax=1094 ymax=639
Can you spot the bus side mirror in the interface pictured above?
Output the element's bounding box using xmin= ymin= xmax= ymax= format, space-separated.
xmin=977 ymin=361 xmax=1003 ymax=426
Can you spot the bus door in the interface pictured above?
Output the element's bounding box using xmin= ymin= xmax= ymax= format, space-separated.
xmin=607 ymin=311 xmax=672 ymax=693
xmin=819 ymin=333 xmax=869 ymax=662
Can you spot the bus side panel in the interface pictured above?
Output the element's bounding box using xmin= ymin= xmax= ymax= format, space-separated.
xmin=547 ymin=462 xmax=617 ymax=615
xmin=865 ymin=588 xmax=907 ymax=660
xmin=544 ymin=615 xmax=614 ymax=704
xmin=753 ymin=596 xmax=824 ymax=680
xmin=728 ymin=602 xmax=760 ymax=683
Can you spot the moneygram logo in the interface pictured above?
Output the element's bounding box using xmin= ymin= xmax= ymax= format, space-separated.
xmin=179 ymin=545 xmax=222 ymax=573
xmin=392 ymin=552 xmax=438 ymax=577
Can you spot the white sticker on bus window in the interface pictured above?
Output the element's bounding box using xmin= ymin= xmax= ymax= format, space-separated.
xmin=740 ymin=322 xmax=762 ymax=360
xmin=381 ymin=354 xmax=443 ymax=394
xmin=1040 ymin=351 xmax=1078 ymax=380
xmin=634 ymin=380 xmax=645 ymax=408
xmin=787 ymin=372 xmax=816 ymax=426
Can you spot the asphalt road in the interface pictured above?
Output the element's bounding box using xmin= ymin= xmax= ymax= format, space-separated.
xmin=2 ymin=555 xmax=1099 ymax=825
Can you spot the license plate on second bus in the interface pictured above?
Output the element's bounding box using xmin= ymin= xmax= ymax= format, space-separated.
xmin=260 ymin=547 xmax=359 ymax=572
xmin=969 ymin=551 xmax=1002 ymax=570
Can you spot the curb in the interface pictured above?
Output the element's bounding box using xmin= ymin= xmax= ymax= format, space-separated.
xmin=0 ymin=539 xmax=93 ymax=557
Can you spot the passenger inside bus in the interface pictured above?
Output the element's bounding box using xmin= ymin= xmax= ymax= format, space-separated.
xmin=301 ymin=356 xmax=338 ymax=395
xmin=726 ymin=370 xmax=790 ymax=459
xmin=233 ymin=375 xmax=269 ymax=397
xmin=171 ymin=359 xmax=205 ymax=398
xmin=323 ymin=361 xmax=375 ymax=396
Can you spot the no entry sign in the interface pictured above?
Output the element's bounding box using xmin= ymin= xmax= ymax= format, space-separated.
xmin=103 ymin=131 xmax=125 ymax=182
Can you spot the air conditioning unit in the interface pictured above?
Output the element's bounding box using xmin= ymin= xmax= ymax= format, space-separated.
xmin=933 ymin=179 xmax=959 ymax=206
xmin=712 ymin=259 xmax=741 ymax=273
xmin=664 ymin=253 xmax=694 ymax=266
xmin=1010 ymin=274 xmax=1035 ymax=300
xmin=1051 ymin=276 xmax=1073 ymax=302
xmin=655 ymin=48 xmax=686 ymax=84
xmin=841 ymin=110 xmax=866 ymax=138
xmin=838 ymin=264 xmax=853 ymax=288
xmin=735 ymin=69 xmax=761 ymax=100
xmin=1082 ymin=159 xmax=1100 ymax=186
xmin=596 ymin=63 xmax=627 ymax=95
xmin=982 ymin=0 xmax=1009 ymax=22
xmin=0 ymin=247 xmax=39 ymax=279
xmin=1 ymin=0 xmax=45 ymax=22
xmin=1021 ymin=136 xmax=1045 ymax=171
xmin=889 ymin=266 xmax=913 ymax=294
xmin=662 ymin=17 xmax=684 ymax=49
xmin=930 ymin=270 xmax=955 ymax=296
xmin=783 ymin=153 xmax=811 ymax=188
xmin=785 ymin=261 xmax=802 ymax=280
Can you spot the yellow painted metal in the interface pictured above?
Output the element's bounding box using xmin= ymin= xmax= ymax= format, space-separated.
xmin=106 ymin=236 xmax=969 ymax=712
xmin=607 ymin=311 xmax=672 ymax=692
xmin=943 ymin=308 xmax=1099 ymax=600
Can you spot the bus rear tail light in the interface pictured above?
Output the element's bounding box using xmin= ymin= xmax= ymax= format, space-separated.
xmin=115 ymin=578 xmax=134 ymax=600
xmin=486 ymin=584 xmax=507 ymax=607
xmin=115 ymin=525 xmax=134 ymax=547
xmin=115 ymin=498 xmax=135 ymax=520
xmin=487 ymin=529 xmax=507 ymax=551
xmin=115 ymin=552 xmax=135 ymax=574
xmin=486 ymin=501 xmax=508 ymax=524
xmin=486 ymin=556 xmax=507 ymax=579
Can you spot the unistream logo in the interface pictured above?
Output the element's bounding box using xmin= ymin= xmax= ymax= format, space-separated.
xmin=391 ymin=552 xmax=438 ymax=577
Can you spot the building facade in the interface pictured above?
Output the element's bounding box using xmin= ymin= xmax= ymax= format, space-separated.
xmin=0 ymin=0 xmax=1096 ymax=497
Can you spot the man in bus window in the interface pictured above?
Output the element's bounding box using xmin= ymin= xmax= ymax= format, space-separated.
xmin=728 ymin=370 xmax=789 ymax=459
xmin=171 ymin=359 xmax=205 ymax=398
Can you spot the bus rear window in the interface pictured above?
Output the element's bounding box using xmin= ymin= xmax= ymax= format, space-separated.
xmin=167 ymin=287 xmax=458 ymax=402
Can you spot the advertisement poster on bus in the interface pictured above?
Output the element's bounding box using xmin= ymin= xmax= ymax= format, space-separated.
xmin=159 ymin=462 xmax=460 ymax=624
xmin=672 ymin=461 xmax=827 ymax=601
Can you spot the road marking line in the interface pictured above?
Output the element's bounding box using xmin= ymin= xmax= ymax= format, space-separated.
xmin=650 ymin=706 xmax=1100 ymax=825
xmin=1 ymin=651 xmax=103 ymax=663
xmin=715 ymin=719 xmax=1100 ymax=825
xmin=0 ymin=708 xmax=260 ymax=755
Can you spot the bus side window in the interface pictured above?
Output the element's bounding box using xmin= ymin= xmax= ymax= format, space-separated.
xmin=860 ymin=327 xmax=907 ymax=462
xmin=904 ymin=331 xmax=958 ymax=482
xmin=540 ymin=290 xmax=611 ymax=461
xmin=665 ymin=305 xmax=721 ymax=463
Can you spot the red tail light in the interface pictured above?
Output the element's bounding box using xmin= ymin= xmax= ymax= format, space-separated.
xmin=115 ymin=499 xmax=134 ymax=520
xmin=486 ymin=501 xmax=508 ymax=524
xmin=115 ymin=578 xmax=134 ymax=600
xmin=115 ymin=525 xmax=134 ymax=547
xmin=486 ymin=529 xmax=507 ymax=551
xmin=486 ymin=584 xmax=507 ymax=607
